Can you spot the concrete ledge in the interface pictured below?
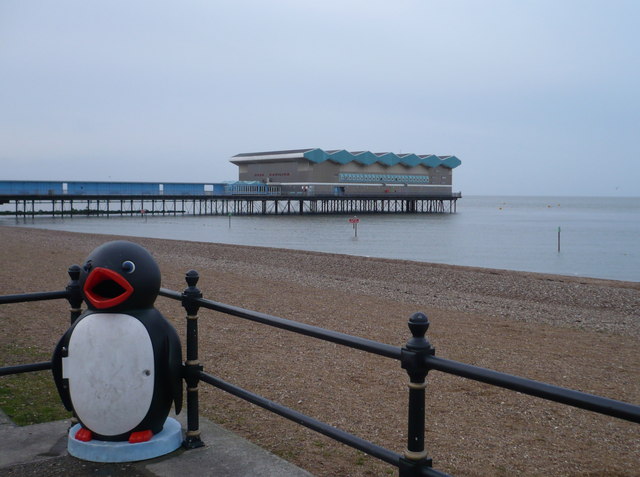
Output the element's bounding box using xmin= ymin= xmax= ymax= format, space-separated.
xmin=145 ymin=413 xmax=313 ymax=477
xmin=0 ymin=418 xmax=69 ymax=468
xmin=0 ymin=412 xmax=313 ymax=476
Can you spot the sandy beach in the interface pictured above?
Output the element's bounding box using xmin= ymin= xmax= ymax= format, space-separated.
xmin=0 ymin=226 xmax=638 ymax=476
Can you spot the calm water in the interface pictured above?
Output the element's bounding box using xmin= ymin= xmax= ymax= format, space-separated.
xmin=3 ymin=196 xmax=639 ymax=282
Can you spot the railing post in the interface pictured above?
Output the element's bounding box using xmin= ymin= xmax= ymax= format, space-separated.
xmin=66 ymin=264 xmax=83 ymax=429
xmin=399 ymin=312 xmax=435 ymax=477
xmin=181 ymin=269 xmax=205 ymax=449
xmin=66 ymin=264 xmax=83 ymax=324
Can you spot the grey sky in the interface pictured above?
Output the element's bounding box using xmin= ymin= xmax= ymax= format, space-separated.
xmin=1 ymin=1 xmax=638 ymax=196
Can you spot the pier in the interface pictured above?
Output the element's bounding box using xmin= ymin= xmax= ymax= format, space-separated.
xmin=0 ymin=181 xmax=460 ymax=217
xmin=2 ymin=194 xmax=459 ymax=217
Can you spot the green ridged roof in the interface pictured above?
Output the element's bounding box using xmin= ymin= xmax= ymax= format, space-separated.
xmin=232 ymin=149 xmax=461 ymax=169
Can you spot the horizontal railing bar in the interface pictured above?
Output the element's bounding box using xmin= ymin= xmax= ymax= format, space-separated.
xmin=0 ymin=290 xmax=69 ymax=305
xmin=425 ymin=356 xmax=640 ymax=423
xmin=160 ymin=289 xmax=401 ymax=360
xmin=0 ymin=361 xmax=52 ymax=377
xmin=165 ymin=288 xmax=640 ymax=424
xmin=198 ymin=370 xmax=402 ymax=467
xmin=158 ymin=288 xmax=181 ymax=300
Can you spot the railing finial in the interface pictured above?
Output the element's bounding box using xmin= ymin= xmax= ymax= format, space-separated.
xmin=406 ymin=311 xmax=432 ymax=352
xmin=185 ymin=269 xmax=199 ymax=288
xmin=67 ymin=264 xmax=81 ymax=281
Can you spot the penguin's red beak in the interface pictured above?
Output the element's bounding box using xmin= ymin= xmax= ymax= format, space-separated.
xmin=84 ymin=267 xmax=134 ymax=309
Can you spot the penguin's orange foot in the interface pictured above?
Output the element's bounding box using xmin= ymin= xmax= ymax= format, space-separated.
xmin=75 ymin=427 xmax=93 ymax=442
xmin=129 ymin=430 xmax=153 ymax=443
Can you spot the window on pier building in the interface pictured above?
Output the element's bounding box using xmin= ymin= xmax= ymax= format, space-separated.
xmin=339 ymin=173 xmax=429 ymax=184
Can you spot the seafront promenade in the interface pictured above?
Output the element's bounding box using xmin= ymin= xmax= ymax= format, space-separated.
xmin=1 ymin=226 xmax=638 ymax=476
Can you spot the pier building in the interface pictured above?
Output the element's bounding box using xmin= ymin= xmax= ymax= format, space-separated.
xmin=231 ymin=148 xmax=461 ymax=197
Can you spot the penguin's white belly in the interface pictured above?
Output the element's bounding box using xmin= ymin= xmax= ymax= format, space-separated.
xmin=63 ymin=313 xmax=155 ymax=436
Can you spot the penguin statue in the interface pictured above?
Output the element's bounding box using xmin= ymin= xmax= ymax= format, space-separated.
xmin=52 ymin=240 xmax=182 ymax=443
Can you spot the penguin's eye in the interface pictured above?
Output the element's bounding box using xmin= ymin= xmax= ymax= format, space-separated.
xmin=121 ymin=261 xmax=136 ymax=274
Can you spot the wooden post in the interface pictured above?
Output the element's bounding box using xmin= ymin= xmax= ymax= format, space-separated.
xmin=558 ymin=226 xmax=561 ymax=253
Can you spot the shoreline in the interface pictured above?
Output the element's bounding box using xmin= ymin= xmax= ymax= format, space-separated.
xmin=6 ymin=225 xmax=636 ymax=336
xmin=2 ymin=206 xmax=638 ymax=283
xmin=1 ymin=226 xmax=638 ymax=476
xmin=2 ymin=222 xmax=639 ymax=288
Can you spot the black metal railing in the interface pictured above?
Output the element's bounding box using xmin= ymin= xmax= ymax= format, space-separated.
xmin=0 ymin=265 xmax=83 ymax=377
xmin=1 ymin=268 xmax=639 ymax=477
xmin=160 ymin=273 xmax=640 ymax=476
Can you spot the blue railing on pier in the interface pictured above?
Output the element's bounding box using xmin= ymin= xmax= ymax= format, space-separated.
xmin=0 ymin=180 xmax=279 ymax=197
xmin=0 ymin=180 xmax=458 ymax=199
xmin=2 ymin=268 xmax=637 ymax=476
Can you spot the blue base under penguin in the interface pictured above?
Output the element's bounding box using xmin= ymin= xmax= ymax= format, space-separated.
xmin=67 ymin=417 xmax=182 ymax=462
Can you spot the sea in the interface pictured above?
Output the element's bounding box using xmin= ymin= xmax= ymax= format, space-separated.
xmin=2 ymin=196 xmax=639 ymax=283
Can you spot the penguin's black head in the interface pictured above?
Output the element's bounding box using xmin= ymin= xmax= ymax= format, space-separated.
xmin=80 ymin=240 xmax=161 ymax=311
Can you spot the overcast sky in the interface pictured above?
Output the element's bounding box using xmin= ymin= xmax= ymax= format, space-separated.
xmin=1 ymin=1 xmax=638 ymax=196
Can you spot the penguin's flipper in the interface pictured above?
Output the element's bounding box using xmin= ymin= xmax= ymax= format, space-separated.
xmin=51 ymin=333 xmax=73 ymax=411
xmin=166 ymin=333 xmax=183 ymax=415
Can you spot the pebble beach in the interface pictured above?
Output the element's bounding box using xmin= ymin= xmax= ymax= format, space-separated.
xmin=0 ymin=226 xmax=638 ymax=476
